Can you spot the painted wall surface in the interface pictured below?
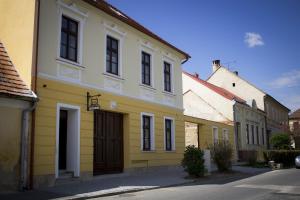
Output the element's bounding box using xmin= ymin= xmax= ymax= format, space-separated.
xmin=182 ymin=73 xmax=234 ymax=121
xmin=207 ymin=67 xmax=266 ymax=111
xmin=0 ymin=0 xmax=36 ymax=87
xmin=184 ymin=115 xmax=235 ymax=151
xmin=37 ymin=0 xmax=185 ymax=110
xmin=183 ymin=90 xmax=230 ymax=123
xmin=34 ymin=77 xmax=185 ymax=186
xmin=0 ymin=98 xmax=30 ymax=191
xmin=234 ymin=103 xmax=267 ymax=151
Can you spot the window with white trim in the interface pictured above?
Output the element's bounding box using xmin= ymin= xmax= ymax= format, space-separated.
xmin=246 ymin=124 xmax=249 ymax=144
xmin=212 ymin=127 xmax=218 ymax=144
xmin=141 ymin=113 xmax=154 ymax=151
xmin=164 ymin=61 xmax=172 ymax=92
xmin=222 ymin=128 xmax=229 ymax=142
xmin=141 ymin=51 xmax=151 ymax=86
xmin=164 ymin=117 xmax=175 ymax=151
xmin=106 ymin=35 xmax=119 ymax=75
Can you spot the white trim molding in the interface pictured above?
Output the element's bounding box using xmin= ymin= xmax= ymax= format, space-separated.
xmin=162 ymin=57 xmax=175 ymax=94
xmin=222 ymin=128 xmax=229 ymax=142
xmin=163 ymin=116 xmax=176 ymax=151
xmin=140 ymin=112 xmax=155 ymax=151
xmin=212 ymin=126 xmax=219 ymax=144
xmin=140 ymin=44 xmax=155 ymax=88
xmin=55 ymin=103 xmax=80 ymax=178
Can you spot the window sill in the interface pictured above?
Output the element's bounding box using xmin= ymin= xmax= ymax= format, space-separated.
xmin=139 ymin=84 xmax=156 ymax=91
xmin=162 ymin=91 xmax=176 ymax=97
xmin=141 ymin=150 xmax=156 ymax=153
xmin=103 ymin=72 xmax=125 ymax=81
xmin=56 ymin=58 xmax=85 ymax=70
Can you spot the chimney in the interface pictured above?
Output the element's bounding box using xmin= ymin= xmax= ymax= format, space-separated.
xmin=233 ymin=71 xmax=238 ymax=76
xmin=212 ymin=60 xmax=221 ymax=73
xmin=194 ymin=73 xmax=199 ymax=79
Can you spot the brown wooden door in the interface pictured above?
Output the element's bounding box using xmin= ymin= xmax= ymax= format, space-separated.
xmin=94 ymin=110 xmax=123 ymax=175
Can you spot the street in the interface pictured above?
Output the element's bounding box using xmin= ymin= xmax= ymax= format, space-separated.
xmin=97 ymin=169 xmax=300 ymax=200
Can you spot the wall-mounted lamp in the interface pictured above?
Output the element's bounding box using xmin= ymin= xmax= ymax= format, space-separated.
xmin=87 ymin=92 xmax=101 ymax=111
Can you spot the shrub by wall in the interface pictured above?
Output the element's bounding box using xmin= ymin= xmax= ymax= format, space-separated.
xmin=209 ymin=141 xmax=233 ymax=172
xmin=264 ymin=150 xmax=300 ymax=167
xmin=182 ymin=145 xmax=206 ymax=177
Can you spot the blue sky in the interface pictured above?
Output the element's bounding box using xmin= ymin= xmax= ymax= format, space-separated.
xmin=108 ymin=0 xmax=300 ymax=112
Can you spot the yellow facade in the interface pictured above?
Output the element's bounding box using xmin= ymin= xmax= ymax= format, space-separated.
xmin=0 ymin=0 xmax=37 ymax=88
xmin=184 ymin=115 xmax=235 ymax=150
xmin=34 ymin=77 xmax=185 ymax=180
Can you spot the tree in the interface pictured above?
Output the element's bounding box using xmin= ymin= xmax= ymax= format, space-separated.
xmin=270 ymin=133 xmax=291 ymax=150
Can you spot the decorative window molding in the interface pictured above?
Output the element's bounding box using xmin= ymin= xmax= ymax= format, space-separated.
xmin=162 ymin=58 xmax=174 ymax=94
xmin=103 ymin=26 xmax=124 ymax=78
xmin=164 ymin=117 xmax=176 ymax=151
xmin=140 ymin=112 xmax=155 ymax=151
xmin=140 ymin=45 xmax=155 ymax=88
xmin=56 ymin=0 xmax=87 ymax=66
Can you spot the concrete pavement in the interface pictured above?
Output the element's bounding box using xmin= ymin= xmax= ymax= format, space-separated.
xmin=97 ymin=168 xmax=300 ymax=200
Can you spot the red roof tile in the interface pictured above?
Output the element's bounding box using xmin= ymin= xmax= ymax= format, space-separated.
xmin=0 ymin=41 xmax=36 ymax=100
xmin=183 ymin=71 xmax=246 ymax=103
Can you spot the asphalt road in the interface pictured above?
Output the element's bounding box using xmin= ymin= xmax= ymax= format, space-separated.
xmin=97 ymin=169 xmax=300 ymax=200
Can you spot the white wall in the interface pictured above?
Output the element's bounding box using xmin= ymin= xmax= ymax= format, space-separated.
xmin=182 ymin=73 xmax=234 ymax=121
xmin=207 ymin=67 xmax=266 ymax=111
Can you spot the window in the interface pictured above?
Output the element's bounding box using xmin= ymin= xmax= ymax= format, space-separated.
xmin=142 ymin=51 xmax=151 ymax=85
xmin=251 ymin=125 xmax=254 ymax=144
xmin=232 ymin=83 xmax=236 ymax=87
xmin=223 ymin=129 xmax=229 ymax=143
xmin=164 ymin=62 xmax=172 ymax=92
xmin=141 ymin=113 xmax=154 ymax=151
xmin=213 ymin=127 xmax=218 ymax=144
xmin=256 ymin=126 xmax=259 ymax=145
xmin=246 ymin=124 xmax=249 ymax=144
xmin=262 ymin=128 xmax=265 ymax=145
xmin=106 ymin=36 xmax=119 ymax=75
xmin=60 ymin=16 xmax=78 ymax=62
xmin=165 ymin=118 xmax=174 ymax=151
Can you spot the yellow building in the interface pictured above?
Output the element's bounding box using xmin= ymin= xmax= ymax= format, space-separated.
xmin=1 ymin=0 xmax=190 ymax=188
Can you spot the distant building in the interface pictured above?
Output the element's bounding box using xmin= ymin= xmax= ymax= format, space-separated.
xmin=182 ymin=71 xmax=266 ymax=161
xmin=207 ymin=60 xmax=290 ymax=147
xmin=289 ymin=109 xmax=300 ymax=149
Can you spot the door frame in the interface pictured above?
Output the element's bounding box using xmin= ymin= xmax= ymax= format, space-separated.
xmin=55 ymin=103 xmax=80 ymax=178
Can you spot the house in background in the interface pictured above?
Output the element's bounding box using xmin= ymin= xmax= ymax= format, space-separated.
xmin=207 ymin=60 xmax=290 ymax=146
xmin=0 ymin=0 xmax=190 ymax=188
xmin=0 ymin=42 xmax=37 ymax=191
xmin=289 ymin=109 xmax=300 ymax=149
xmin=182 ymin=71 xmax=267 ymax=161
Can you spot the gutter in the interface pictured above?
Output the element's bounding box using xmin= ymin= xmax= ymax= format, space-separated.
xmin=20 ymin=100 xmax=38 ymax=190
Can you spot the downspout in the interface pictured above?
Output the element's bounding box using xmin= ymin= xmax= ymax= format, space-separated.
xmin=29 ymin=0 xmax=40 ymax=189
xmin=20 ymin=101 xmax=37 ymax=191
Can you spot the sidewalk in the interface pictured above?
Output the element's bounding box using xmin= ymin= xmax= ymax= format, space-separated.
xmin=0 ymin=166 xmax=194 ymax=200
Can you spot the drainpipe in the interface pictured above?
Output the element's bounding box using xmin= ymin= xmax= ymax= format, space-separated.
xmin=20 ymin=101 xmax=37 ymax=190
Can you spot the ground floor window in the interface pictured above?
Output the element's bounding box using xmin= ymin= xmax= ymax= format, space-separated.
xmin=222 ymin=128 xmax=229 ymax=143
xmin=213 ymin=127 xmax=218 ymax=144
xmin=141 ymin=113 xmax=154 ymax=151
xmin=164 ymin=117 xmax=175 ymax=151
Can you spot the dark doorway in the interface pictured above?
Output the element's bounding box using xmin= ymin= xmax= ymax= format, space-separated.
xmin=59 ymin=110 xmax=68 ymax=170
xmin=94 ymin=110 xmax=123 ymax=175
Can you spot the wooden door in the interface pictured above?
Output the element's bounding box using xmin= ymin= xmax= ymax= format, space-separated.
xmin=94 ymin=110 xmax=123 ymax=175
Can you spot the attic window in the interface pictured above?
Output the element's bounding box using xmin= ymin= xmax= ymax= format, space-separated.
xmin=232 ymin=83 xmax=236 ymax=87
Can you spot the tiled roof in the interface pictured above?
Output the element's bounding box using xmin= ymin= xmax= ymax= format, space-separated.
xmin=183 ymin=71 xmax=246 ymax=103
xmin=290 ymin=109 xmax=300 ymax=119
xmin=0 ymin=41 xmax=36 ymax=100
xmin=83 ymin=0 xmax=190 ymax=59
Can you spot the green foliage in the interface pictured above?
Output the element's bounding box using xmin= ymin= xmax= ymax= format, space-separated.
xmin=181 ymin=145 xmax=206 ymax=177
xmin=270 ymin=133 xmax=291 ymax=150
xmin=247 ymin=151 xmax=258 ymax=166
xmin=209 ymin=141 xmax=233 ymax=172
xmin=264 ymin=150 xmax=300 ymax=167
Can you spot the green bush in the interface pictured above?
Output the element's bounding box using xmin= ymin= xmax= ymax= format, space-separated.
xmin=181 ymin=145 xmax=206 ymax=177
xmin=264 ymin=150 xmax=300 ymax=167
xmin=270 ymin=133 xmax=291 ymax=150
xmin=209 ymin=141 xmax=233 ymax=172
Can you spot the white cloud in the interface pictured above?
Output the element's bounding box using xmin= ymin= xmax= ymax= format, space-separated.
xmin=269 ymin=69 xmax=300 ymax=88
xmin=244 ymin=32 xmax=264 ymax=48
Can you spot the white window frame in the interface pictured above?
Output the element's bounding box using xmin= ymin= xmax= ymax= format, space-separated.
xmin=140 ymin=112 xmax=155 ymax=151
xmin=103 ymin=26 xmax=124 ymax=78
xmin=57 ymin=0 xmax=87 ymax=66
xmin=164 ymin=117 xmax=176 ymax=151
xmin=140 ymin=45 xmax=154 ymax=88
xmin=212 ymin=126 xmax=218 ymax=144
xmin=222 ymin=128 xmax=229 ymax=142
xmin=162 ymin=56 xmax=175 ymax=94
